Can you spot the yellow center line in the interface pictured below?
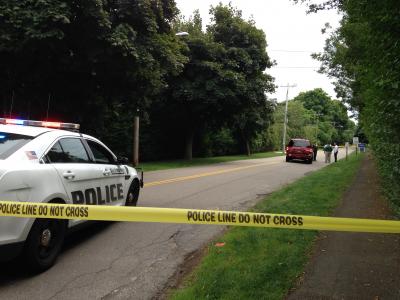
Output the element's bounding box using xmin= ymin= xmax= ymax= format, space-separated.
xmin=144 ymin=161 xmax=281 ymax=187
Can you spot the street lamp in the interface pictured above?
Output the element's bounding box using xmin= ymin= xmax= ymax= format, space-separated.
xmin=175 ymin=31 xmax=189 ymax=37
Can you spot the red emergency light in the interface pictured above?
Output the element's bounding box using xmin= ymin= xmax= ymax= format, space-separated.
xmin=42 ymin=121 xmax=61 ymax=128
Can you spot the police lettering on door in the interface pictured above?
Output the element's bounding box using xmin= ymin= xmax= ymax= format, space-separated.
xmin=71 ymin=184 xmax=124 ymax=205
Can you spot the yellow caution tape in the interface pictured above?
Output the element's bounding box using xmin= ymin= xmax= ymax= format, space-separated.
xmin=0 ymin=201 xmax=399 ymax=233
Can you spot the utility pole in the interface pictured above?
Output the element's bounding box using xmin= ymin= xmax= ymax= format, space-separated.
xmin=133 ymin=109 xmax=139 ymax=167
xmin=280 ymin=83 xmax=297 ymax=153
xmin=315 ymin=112 xmax=323 ymax=142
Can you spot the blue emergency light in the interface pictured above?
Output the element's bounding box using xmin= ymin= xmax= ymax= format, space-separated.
xmin=0 ymin=118 xmax=80 ymax=131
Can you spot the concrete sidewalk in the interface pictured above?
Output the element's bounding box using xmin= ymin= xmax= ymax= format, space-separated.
xmin=288 ymin=155 xmax=400 ymax=299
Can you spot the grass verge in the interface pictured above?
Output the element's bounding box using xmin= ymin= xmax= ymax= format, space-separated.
xmin=137 ymin=151 xmax=283 ymax=172
xmin=169 ymin=153 xmax=364 ymax=300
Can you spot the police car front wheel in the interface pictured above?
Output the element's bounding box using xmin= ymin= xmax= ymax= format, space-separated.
xmin=24 ymin=218 xmax=67 ymax=272
xmin=126 ymin=180 xmax=140 ymax=206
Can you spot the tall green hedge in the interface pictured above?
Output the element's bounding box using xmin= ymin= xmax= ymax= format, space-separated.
xmin=309 ymin=0 xmax=400 ymax=211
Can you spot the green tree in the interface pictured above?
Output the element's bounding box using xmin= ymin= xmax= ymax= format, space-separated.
xmin=162 ymin=11 xmax=239 ymax=160
xmin=297 ymin=0 xmax=400 ymax=209
xmin=293 ymin=88 xmax=332 ymax=115
xmin=293 ymin=88 xmax=354 ymax=144
xmin=160 ymin=5 xmax=275 ymax=160
xmin=268 ymin=88 xmax=355 ymax=150
xmin=208 ymin=4 xmax=275 ymax=156
xmin=270 ymin=100 xmax=314 ymax=150
xmin=0 ymin=0 xmax=186 ymax=157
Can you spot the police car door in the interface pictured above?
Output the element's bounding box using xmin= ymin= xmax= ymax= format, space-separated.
xmin=43 ymin=137 xmax=99 ymax=226
xmin=83 ymin=139 xmax=126 ymax=207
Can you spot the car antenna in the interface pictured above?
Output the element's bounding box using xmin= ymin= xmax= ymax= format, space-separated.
xmin=9 ymin=90 xmax=14 ymax=118
xmin=46 ymin=93 xmax=51 ymax=121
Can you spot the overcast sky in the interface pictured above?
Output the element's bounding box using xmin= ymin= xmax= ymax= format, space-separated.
xmin=175 ymin=0 xmax=342 ymax=103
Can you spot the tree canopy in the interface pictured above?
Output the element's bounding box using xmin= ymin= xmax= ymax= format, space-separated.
xmin=146 ymin=4 xmax=275 ymax=159
xmin=1 ymin=0 xmax=357 ymax=166
xmin=0 ymin=0 xmax=185 ymax=134
xmin=269 ymin=88 xmax=355 ymax=149
xmin=0 ymin=1 xmax=277 ymax=160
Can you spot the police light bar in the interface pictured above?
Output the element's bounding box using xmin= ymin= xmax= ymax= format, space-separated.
xmin=0 ymin=118 xmax=80 ymax=131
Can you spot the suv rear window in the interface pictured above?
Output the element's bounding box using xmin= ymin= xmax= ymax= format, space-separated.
xmin=288 ymin=139 xmax=310 ymax=147
xmin=0 ymin=132 xmax=34 ymax=159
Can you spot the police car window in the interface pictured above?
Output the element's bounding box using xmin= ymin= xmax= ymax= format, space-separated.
xmin=59 ymin=138 xmax=90 ymax=163
xmin=45 ymin=141 xmax=66 ymax=163
xmin=46 ymin=138 xmax=90 ymax=163
xmin=86 ymin=140 xmax=115 ymax=164
xmin=0 ymin=132 xmax=33 ymax=159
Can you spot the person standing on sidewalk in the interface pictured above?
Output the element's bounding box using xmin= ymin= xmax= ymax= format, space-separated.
xmin=323 ymin=143 xmax=333 ymax=163
xmin=312 ymin=143 xmax=318 ymax=161
xmin=333 ymin=142 xmax=339 ymax=162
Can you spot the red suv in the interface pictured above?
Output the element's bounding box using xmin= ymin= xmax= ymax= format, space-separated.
xmin=286 ymin=138 xmax=313 ymax=164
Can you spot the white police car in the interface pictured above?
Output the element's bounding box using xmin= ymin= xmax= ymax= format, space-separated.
xmin=0 ymin=118 xmax=143 ymax=271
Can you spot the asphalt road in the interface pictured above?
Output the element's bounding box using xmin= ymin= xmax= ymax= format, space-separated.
xmin=0 ymin=150 xmax=351 ymax=300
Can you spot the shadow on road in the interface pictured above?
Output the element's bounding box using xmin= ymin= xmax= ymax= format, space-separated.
xmin=0 ymin=221 xmax=114 ymax=283
xmin=285 ymin=159 xmax=314 ymax=164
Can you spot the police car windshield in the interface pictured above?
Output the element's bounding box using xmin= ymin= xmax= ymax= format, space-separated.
xmin=0 ymin=132 xmax=33 ymax=159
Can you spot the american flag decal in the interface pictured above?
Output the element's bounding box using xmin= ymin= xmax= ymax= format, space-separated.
xmin=25 ymin=151 xmax=38 ymax=160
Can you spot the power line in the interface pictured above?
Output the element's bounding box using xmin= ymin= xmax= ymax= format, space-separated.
xmin=274 ymin=66 xmax=319 ymax=69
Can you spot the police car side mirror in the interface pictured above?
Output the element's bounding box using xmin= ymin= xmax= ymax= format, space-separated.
xmin=117 ymin=156 xmax=129 ymax=164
